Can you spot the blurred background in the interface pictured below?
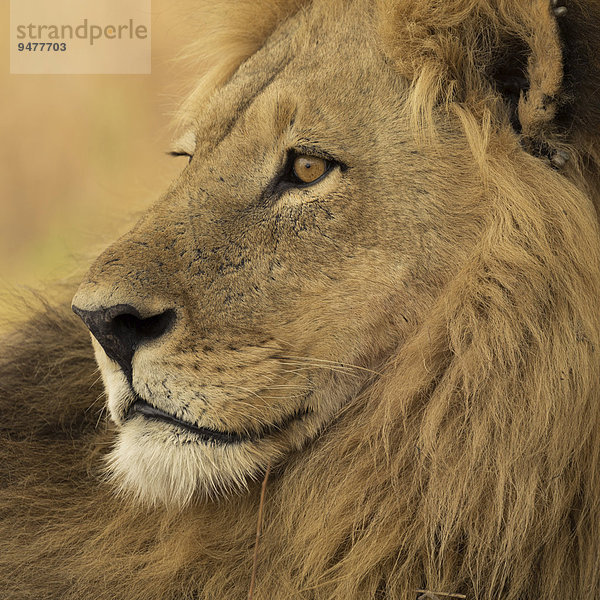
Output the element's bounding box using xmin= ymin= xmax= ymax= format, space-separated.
xmin=1 ymin=0 xmax=202 ymax=290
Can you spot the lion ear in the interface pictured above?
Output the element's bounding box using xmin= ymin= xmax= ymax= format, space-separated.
xmin=492 ymin=0 xmax=600 ymax=168
xmin=384 ymin=1 xmax=600 ymax=168
xmin=491 ymin=1 xmax=567 ymax=163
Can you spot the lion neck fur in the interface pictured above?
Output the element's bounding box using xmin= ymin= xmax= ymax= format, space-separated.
xmin=3 ymin=0 xmax=600 ymax=598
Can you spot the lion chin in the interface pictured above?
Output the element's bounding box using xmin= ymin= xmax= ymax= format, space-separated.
xmin=106 ymin=421 xmax=257 ymax=507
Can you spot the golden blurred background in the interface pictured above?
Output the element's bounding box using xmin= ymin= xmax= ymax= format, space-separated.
xmin=1 ymin=1 xmax=202 ymax=290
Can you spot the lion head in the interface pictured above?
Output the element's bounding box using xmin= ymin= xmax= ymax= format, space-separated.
xmin=60 ymin=0 xmax=600 ymax=595
xmin=73 ymin=2 xmax=594 ymax=520
xmin=72 ymin=0 xmax=484 ymax=506
xmin=72 ymin=0 xmax=600 ymax=505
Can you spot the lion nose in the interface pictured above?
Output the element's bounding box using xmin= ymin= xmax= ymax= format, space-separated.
xmin=72 ymin=304 xmax=175 ymax=378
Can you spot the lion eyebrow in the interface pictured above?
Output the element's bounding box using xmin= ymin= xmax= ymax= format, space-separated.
xmin=169 ymin=130 xmax=197 ymax=156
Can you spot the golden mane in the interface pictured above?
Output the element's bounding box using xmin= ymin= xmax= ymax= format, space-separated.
xmin=2 ymin=1 xmax=600 ymax=598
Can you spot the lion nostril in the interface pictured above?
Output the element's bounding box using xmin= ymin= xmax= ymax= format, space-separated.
xmin=112 ymin=309 xmax=175 ymax=341
xmin=72 ymin=304 xmax=176 ymax=379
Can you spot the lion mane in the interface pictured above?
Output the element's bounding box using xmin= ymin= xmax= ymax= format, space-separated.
xmin=2 ymin=1 xmax=600 ymax=599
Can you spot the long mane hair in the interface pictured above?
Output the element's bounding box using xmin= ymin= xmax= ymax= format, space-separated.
xmin=2 ymin=1 xmax=600 ymax=598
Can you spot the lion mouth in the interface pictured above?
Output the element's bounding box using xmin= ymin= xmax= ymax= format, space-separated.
xmin=127 ymin=398 xmax=309 ymax=445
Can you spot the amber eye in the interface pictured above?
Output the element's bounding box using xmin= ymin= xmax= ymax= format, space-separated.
xmin=292 ymin=155 xmax=328 ymax=184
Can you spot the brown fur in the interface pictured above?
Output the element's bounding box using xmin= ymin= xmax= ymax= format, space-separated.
xmin=3 ymin=0 xmax=600 ymax=598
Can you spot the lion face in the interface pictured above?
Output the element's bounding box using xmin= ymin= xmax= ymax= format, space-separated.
xmin=72 ymin=2 xmax=480 ymax=506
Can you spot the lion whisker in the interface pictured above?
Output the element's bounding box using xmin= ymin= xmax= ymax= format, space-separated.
xmin=94 ymin=401 xmax=108 ymax=430
xmin=274 ymin=360 xmax=361 ymax=378
xmin=274 ymin=354 xmax=381 ymax=375
xmin=84 ymin=389 xmax=107 ymax=414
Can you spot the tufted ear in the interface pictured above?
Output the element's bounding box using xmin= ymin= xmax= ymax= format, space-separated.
xmin=490 ymin=1 xmax=568 ymax=164
xmin=491 ymin=0 xmax=600 ymax=168
xmin=381 ymin=0 xmax=600 ymax=173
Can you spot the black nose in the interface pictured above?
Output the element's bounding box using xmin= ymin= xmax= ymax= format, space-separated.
xmin=72 ymin=304 xmax=175 ymax=378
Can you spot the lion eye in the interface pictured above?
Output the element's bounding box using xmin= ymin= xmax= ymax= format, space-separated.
xmin=168 ymin=150 xmax=193 ymax=164
xmin=276 ymin=148 xmax=343 ymax=192
xmin=292 ymin=155 xmax=327 ymax=183
xmin=286 ymin=153 xmax=332 ymax=186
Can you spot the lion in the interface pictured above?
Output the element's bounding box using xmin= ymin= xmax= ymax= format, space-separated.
xmin=2 ymin=0 xmax=600 ymax=598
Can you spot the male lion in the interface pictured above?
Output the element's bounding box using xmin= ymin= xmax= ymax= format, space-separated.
xmin=2 ymin=0 xmax=600 ymax=598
